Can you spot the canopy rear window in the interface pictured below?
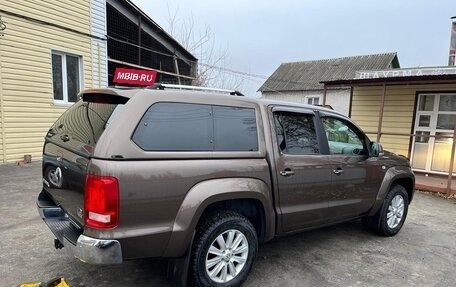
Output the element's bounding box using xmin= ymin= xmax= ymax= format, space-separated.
xmin=47 ymin=98 xmax=126 ymax=156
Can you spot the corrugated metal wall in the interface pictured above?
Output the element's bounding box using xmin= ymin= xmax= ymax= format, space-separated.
xmin=0 ymin=0 xmax=93 ymax=163
xmin=351 ymin=83 xmax=456 ymax=157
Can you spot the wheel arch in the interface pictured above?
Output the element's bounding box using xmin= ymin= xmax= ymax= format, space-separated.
xmin=368 ymin=166 xmax=415 ymax=216
xmin=163 ymin=177 xmax=275 ymax=257
xmin=200 ymin=198 xmax=267 ymax=243
xmin=392 ymin=177 xmax=414 ymax=203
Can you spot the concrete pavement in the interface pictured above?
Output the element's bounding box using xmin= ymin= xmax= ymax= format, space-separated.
xmin=0 ymin=162 xmax=455 ymax=287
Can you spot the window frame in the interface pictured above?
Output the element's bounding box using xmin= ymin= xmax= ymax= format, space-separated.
xmin=305 ymin=96 xmax=320 ymax=105
xmin=131 ymin=102 xmax=260 ymax=152
xmin=51 ymin=50 xmax=83 ymax=105
xmin=271 ymin=106 xmax=327 ymax=156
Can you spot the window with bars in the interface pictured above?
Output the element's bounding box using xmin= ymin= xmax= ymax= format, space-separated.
xmin=52 ymin=51 xmax=82 ymax=104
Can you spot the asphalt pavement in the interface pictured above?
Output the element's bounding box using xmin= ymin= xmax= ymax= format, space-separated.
xmin=1 ymin=162 xmax=455 ymax=287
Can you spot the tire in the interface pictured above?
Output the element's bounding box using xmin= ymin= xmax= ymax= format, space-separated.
xmin=45 ymin=166 xmax=63 ymax=188
xmin=366 ymin=185 xmax=409 ymax=236
xmin=191 ymin=211 xmax=258 ymax=287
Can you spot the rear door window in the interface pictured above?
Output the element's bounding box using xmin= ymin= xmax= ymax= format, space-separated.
xmin=132 ymin=103 xmax=258 ymax=151
xmin=274 ymin=111 xmax=320 ymax=155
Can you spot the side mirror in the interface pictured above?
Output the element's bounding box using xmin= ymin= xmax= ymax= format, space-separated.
xmin=371 ymin=142 xmax=384 ymax=157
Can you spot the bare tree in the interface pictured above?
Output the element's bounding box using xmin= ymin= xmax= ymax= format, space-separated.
xmin=165 ymin=5 xmax=245 ymax=90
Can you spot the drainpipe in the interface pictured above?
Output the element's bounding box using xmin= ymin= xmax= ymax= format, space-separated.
xmin=376 ymin=81 xmax=387 ymax=142
xmin=446 ymin=123 xmax=456 ymax=195
xmin=322 ymin=84 xmax=327 ymax=105
xmin=97 ymin=43 xmax=101 ymax=87
xmin=449 ymin=16 xmax=456 ymax=66
xmin=0 ymin=48 xmax=5 ymax=163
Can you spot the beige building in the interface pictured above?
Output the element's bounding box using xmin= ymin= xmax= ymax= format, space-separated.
xmin=0 ymin=0 xmax=102 ymax=163
xmin=323 ymin=67 xmax=456 ymax=176
xmin=0 ymin=0 xmax=196 ymax=163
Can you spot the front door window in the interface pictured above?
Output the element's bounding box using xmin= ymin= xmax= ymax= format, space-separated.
xmin=412 ymin=93 xmax=456 ymax=173
xmin=321 ymin=117 xmax=367 ymax=155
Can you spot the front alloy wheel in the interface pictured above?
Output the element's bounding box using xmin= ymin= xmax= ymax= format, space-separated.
xmin=365 ymin=184 xmax=409 ymax=236
xmin=386 ymin=194 xmax=405 ymax=229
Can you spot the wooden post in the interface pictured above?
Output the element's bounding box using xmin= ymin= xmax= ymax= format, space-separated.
xmin=173 ymin=55 xmax=181 ymax=85
xmin=446 ymin=122 xmax=456 ymax=196
xmin=377 ymin=82 xmax=387 ymax=142
xmin=322 ymin=84 xmax=327 ymax=105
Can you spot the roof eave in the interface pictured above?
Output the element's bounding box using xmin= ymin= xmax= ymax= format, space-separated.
xmin=122 ymin=0 xmax=198 ymax=61
xmin=321 ymin=74 xmax=456 ymax=86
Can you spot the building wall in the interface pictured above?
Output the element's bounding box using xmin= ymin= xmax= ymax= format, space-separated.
xmin=0 ymin=0 xmax=93 ymax=163
xmin=261 ymin=90 xmax=323 ymax=104
xmin=351 ymin=83 xmax=456 ymax=157
xmin=325 ymin=89 xmax=350 ymax=116
xmin=261 ymin=89 xmax=350 ymax=116
xmin=91 ymin=0 xmax=108 ymax=88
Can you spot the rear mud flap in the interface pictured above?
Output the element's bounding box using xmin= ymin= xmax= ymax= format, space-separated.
xmin=167 ymin=232 xmax=195 ymax=287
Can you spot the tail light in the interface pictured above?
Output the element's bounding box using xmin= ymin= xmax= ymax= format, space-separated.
xmin=84 ymin=175 xmax=119 ymax=229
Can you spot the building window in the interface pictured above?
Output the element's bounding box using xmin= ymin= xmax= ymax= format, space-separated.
xmin=306 ymin=97 xmax=320 ymax=105
xmin=52 ymin=51 xmax=82 ymax=104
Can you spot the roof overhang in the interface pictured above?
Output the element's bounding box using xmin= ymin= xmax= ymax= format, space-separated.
xmin=322 ymin=67 xmax=456 ymax=86
xmin=111 ymin=0 xmax=197 ymax=62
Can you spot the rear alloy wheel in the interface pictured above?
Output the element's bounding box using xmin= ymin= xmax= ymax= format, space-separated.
xmin=192 ymin=211 xmax=257 ymax=286
xmin=205 ymin=229 xmax=249 ymax=283
xmin=367 ymin=185 xmax=409 ymax=236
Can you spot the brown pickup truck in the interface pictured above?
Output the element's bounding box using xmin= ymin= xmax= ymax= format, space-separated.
xmin=37 ymin=84 xmax=414 ymax=287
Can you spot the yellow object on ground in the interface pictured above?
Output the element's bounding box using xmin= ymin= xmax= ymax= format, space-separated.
xmin=19 ymin=283 xmax=41 ymax=287
xmin=19 ymin=278 xmax=69 ymax=287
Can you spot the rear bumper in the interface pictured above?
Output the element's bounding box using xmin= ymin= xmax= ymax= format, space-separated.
xmin=65 ymin=234 xmax=122 ymax=265
xmin=37 ymin=190 xmax=123 ymax=265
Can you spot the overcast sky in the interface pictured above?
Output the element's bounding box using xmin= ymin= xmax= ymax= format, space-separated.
xmin=132 ymin=0 xmax=455 ymax=96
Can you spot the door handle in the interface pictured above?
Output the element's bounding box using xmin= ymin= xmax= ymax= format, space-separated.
xmin=333 ymin=168 xmax=344 ymax=175
xmin=280 ymin=170 xmax=295 ymax=176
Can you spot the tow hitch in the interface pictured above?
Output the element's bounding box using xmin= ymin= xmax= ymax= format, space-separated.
xmin=54 ymin=239 xmax=64 ymax=249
